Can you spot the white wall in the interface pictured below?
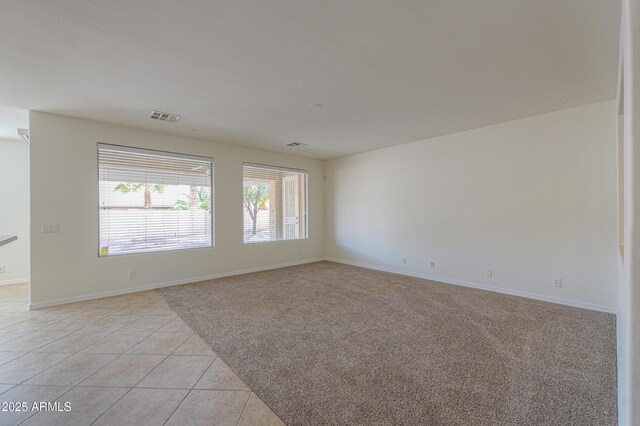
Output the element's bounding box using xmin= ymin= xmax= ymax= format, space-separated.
xmin=29 ymin=112 xmax=324 ymax=307
xmin=325 ymin=100 xmax=617 ymax=312
xmin=0 ymin=138 xmax=29 ymax=285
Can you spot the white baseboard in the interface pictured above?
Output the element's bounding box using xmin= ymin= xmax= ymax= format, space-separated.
xmin=29 ymin=258 xmax=324 ymax=310
xmin=27 ymin=257 xmax=617 ymax=314
xmin=324 ymin=257 xmax=616 ymax=314
xmin=0 ymin=278 xmax=29 ymax=287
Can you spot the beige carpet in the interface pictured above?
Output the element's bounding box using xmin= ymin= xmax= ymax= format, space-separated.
xmin=157 ymin=261 xmax=617 ymax=425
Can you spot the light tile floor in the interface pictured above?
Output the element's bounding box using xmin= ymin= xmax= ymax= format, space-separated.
xmin=0 ymin=283 xmax=29 ymax=314
xmin=0 ymin=284 xmax=284 ymax=426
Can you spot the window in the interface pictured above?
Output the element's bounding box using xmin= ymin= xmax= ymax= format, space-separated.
xmin=98 ymin=144 xmax=213 ymax=256
xmin=243 ymin=163 xmax=307 ymax=243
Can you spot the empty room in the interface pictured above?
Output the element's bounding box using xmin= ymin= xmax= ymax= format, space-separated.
xmin=0 ymin=0 xmax=639 ymax=425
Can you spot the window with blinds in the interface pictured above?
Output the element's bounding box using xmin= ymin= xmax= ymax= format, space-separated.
xmin=98 ymin=144 xmax=213 ymax=256
xmin=243 ymin=163 xmax=308 ymax=243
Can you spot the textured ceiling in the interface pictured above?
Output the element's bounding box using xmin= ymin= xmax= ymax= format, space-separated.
xmin=0 ymin=0 xmax=620 ymax=158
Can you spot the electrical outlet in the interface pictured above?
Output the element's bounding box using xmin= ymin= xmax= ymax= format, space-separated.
xmin=486 ymin=269 xmax=493 ymax=279
xmin=553 ymin=278 xmax=562 ymax=288
xmin=128 ymin=271 xmax=136 ymax=279
xmin=0 ymin=266 xmax=5 ymax=273
xmin=402 ymin=258 xmax=407 ymax=265
xmin=41 ymin=224 xmax=60 ymax=233
xmin=429 ymin=262 xmax=436 ymax=269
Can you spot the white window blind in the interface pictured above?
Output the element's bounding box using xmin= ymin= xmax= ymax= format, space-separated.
xmin=243 ymin=163 xmax=307 ymax=243
xmin=98 ymin=144 xmax=213 ymax=256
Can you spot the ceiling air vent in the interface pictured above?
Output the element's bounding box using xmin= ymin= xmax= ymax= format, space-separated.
xmin=149 ymin=110 xmax=181 ymax=122
xmin=286 ymin=142 xmax=307 ymax=147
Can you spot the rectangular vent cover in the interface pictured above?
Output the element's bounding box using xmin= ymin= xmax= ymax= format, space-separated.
xmin=149 ymin=111 xmax=181 ymax=122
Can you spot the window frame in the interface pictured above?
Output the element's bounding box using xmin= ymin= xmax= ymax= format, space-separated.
xmin=242 ymin=162 xmax=309 ymax=244
xmin=97 ymin=143 xmax=215 ymax=257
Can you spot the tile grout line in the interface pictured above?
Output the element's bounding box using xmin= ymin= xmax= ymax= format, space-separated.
xmin=0 ymin=305 xmax=133 ymax=353
xmin=157 ymin=291 xmax=272 ymax=425
xmin=15 ymin=381 xmax=78 ymax=425
xmin=84 ymin=299 xmax=181 ymax=424
xmin=156 ymin=291 xmax=257 ymax=424
xmin=161 ymin=354 xmax=218 ymax=425
xmin=2 ymin=302 xmax=183 ymax=361
xmin=0 ymin=351 xmax=77 ymax=387
xmin=77 ymin=351 xmax=164 ymax=388
xmin=90 ymin=317 xmax=194 ymax=423
xmin=2 ymin=299 xmax=102 ymax=330
xmin=0 ymin=320 xmax=134 ymax=386
xmin=0 ymin=322 xmax=66 ymax=349
xmin=235 ymin=392 xmax=253 ymax=426
xmin=89 ymin=348 xmax=178 ymax=426
xmin=0 ymin=383 xmax=16 ymax=397
xmin=86 ymin=298 xmax=183 ymax=423
xmin=0 ymin=352 xmax=30 ymax=368
xmin=162 ymin=390 xmax=192 ymax=425
xmin=90 ymin=386 xmax=136 ymax=426
xmin=26 ymin=315 xmax=176 ymax=381
xmin=1 ymin=291 xmax=228 ymax=425
xmin=8 ymin=297 xmax=175 ymax=354
xmin=122 ymin=331 xmax=194 ymax=356
xmin=160 ymin=305 xmax=218 ymax=425
xmin=0 ymin=298 xmax=171 ymax=388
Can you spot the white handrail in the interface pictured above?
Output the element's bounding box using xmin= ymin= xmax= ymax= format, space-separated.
xmin=0 ymin=235 xmax=17 ymax=247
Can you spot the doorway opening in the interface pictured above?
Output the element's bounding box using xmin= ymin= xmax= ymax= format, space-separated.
xmin=0 ymin=132 xmax=30 ymax=312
